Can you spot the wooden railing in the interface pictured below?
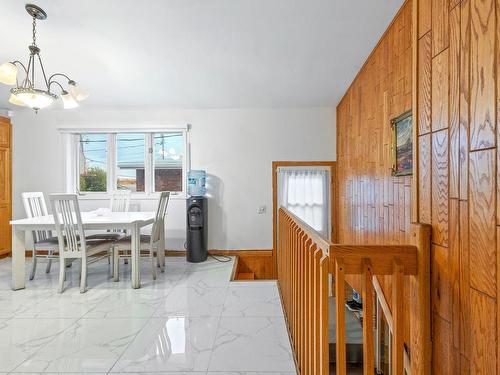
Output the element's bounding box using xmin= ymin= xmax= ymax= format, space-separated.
xmin=278 ymin=208 xmax=330 ymax=375
xmin=277 ymin=207 xmax=431 ymax=375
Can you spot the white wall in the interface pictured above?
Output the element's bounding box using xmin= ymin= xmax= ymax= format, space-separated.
xmin=11 ymin=107 xmax=336 ymax=250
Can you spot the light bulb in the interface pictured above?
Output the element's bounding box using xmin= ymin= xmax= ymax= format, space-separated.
xmin=61 ymin=91 xmax=79 ymax=109
xmin=0 ymin=62 xmax=17 ymax=85
xmin=68 ymin=81 xmax=89 ymax=101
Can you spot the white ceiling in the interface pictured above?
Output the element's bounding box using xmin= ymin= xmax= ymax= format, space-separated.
xmin=0 ymin=0 xmax=404 ymax=109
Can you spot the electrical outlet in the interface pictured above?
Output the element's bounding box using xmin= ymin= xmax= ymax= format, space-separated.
xmin=258 ymin=205 xmax=267 ymax=214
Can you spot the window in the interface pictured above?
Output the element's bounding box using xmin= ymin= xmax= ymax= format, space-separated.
xmin=116 ymin=133 xmax=146 ymax=192
xmin=153 ymin=132 xmax=184 ymax=192
xmin=68 ymin=129 xmax=188 ymax=196
xmin=78 ymin=134 xmax=108 ymax=192
xmin=277 ymin=166 xmax=331 ymax=238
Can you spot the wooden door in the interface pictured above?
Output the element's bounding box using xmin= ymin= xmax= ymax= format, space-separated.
xmin=0 ymin=117 xmax=11 ymax=256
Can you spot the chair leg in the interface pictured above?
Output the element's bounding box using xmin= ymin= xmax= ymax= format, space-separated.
xmin=113 ymin=247 xmax=120 ymax=282
xmin=58 ymin=258 xmax=65 ymax=293
xmin=109 ymin=249 xmax=113 ymax=277
xmin=29 ymin=248 xmax=37 ymax=280
xmin=150 ymin=249 xmax=156 ymax=280
xmin=46 ymin=253 xmax=52 ymax=274
xmin=80 ymin=258 xmax=87 ymax=293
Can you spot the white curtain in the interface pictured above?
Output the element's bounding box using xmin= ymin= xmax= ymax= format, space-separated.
xmin=278 ymin=167 xmax=330 ymax=238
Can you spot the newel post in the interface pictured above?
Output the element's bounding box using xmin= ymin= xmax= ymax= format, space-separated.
xmin=410 ymin=223 xmax=432 ymax=374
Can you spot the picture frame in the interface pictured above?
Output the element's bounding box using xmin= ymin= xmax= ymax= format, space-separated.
xmin=390 ymin=110 xmax=413 ymax=176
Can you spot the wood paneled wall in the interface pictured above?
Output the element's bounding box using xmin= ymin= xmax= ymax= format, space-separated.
xmin=416 ymin=0 xmax=499 ymax=372
xmin=338 ymin=0 xmax=500 ymax=372
xmin=336 ymin=0 xmax=414 ymax=342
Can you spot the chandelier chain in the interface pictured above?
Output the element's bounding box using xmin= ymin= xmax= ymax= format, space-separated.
xmin=32 ymin=16 xmax=37 ymax=46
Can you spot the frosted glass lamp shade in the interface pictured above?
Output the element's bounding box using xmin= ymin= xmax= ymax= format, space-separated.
xmin=8 ymin=93 xmax=26 ymax=106
xmin=61 ymin=91 xmax=79 ymax=109
xmin=0 ymin=62 xmax=17 ymax=85
xmin=12 ymin=88 xmax=56 ymax=110
xmin=68 ymin=81 xmax=89 ymax=101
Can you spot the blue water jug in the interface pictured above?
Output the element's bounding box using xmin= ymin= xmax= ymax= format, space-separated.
xmin=188 ymin=170 xmax=206 ymax=197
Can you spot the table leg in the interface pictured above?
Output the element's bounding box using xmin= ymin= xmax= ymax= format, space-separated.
xmin=131 ymin=224 xmax=141 ymax=289
xmin=159 ymin=221 xmax=165 ymax=272
xmin=12 ymin=229 xmax=26 ymax=290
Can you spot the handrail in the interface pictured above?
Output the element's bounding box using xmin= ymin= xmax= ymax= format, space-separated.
xmin=276 ymin=207 xmax=431 ymax=375
xmin=329 ymin=244 xmax=418 ymax=275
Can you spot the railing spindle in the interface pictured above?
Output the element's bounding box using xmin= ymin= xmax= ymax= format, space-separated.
xmin=392 ymin=258 xmax=404 ymax=375
xmin=362 ymin=259 xmax=374 ymax=375
xmin=297 ymin=233 xmax=304 ymax=373
xmin=313 ymin=248 xmax=321 ymax=375
xmin=335 ymin=258 xmax=347 ymax=375
xmin=320 ymin=254 xmax=329 ymax=375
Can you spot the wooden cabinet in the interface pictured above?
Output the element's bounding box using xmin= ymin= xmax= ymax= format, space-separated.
xmin=0 ymin=117 xmax=11 ymax=256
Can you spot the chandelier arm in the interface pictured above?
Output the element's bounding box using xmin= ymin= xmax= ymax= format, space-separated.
xmin=9 ymin=60 xmax=30 ymax=88
xmin=36 ymin=54 xmax=50 ymax=90
xmin=48 ymin=80 xmax=65 ymax=94
xmin=11 ymin=60 xmax=29 ymax=74
xmin=48 ymin=73 xmax=72 ymax=84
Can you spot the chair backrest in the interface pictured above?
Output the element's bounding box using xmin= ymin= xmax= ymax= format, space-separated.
xmin=22 ymin=192 xmax=52 ymax=243
xmin=110 ymin=190 xmax=131 ymax=212
xmin=151 ymin=192 xmax=170 ymax=243
xmin=50 ymin=194 xmax=86 ymax=257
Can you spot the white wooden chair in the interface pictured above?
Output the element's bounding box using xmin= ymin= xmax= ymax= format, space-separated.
xmin=22 ymin=192 xmax=60 ymax=280
xmin=110 ymin=190 xmax=131 ymax=212
xmin=50 ymin=194 xmax=114 ymax=293
xmin=113 ymin=191 xmax=170 ymax=281
xmin=86 ymin=190 xmax=131 ymax=241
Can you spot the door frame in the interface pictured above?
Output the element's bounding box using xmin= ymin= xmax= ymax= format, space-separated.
xmin=272 ymin=161 xmax=337 ymax=278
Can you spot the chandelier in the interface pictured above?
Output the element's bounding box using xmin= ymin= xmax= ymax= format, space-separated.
xmin=0 ymin=4 xmax=88 ymax=112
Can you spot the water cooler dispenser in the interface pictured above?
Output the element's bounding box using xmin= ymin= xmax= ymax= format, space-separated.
xmin=186 ymin=170 xmax=208 ymax=263
xmin=186 ymin=197 xmax=208 ymax=262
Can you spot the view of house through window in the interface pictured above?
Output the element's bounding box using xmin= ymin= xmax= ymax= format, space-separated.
xmin=76 ymin=131 xmax=186 ymax=195
xmin=116 ymin=133 xmax=145 ymax=192
xmin=78 ymin=133 xmax=108 ymax=192
xmin=153 ymin=132 xmax=184 ymax=192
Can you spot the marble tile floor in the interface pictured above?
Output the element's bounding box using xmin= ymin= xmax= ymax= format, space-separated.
xmin=0 ymin=256 xmax=297 ymax=375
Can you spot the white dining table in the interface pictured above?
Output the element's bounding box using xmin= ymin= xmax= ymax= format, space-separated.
xmin=9 ymin=211 xmax=165 ymax=290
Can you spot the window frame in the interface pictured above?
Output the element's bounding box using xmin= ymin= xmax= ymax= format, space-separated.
xmin=151 ymin=131 xmax=187 ymax=194
xmin=63 ymin=126 xmax=189 ymax=200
